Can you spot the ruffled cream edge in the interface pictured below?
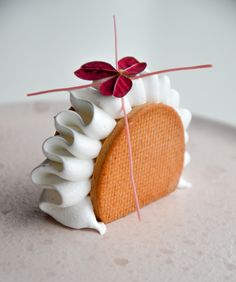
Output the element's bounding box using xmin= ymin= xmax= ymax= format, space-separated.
xmin=32 ymin=72 xmax=192 ymax=234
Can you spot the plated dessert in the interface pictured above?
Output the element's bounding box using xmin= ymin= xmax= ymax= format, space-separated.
xmin=29 ymin=16 xmax=211 ymax=234
xmin=31 ymin=72 xmax=191 ymax=234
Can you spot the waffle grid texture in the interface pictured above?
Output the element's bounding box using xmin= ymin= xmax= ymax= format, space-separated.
xmin=91 ymin=103 xmax=185 ymax=223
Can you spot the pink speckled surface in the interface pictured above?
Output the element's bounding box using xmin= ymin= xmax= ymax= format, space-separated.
xmin=0 ymin=102 xmax=236 ymax=282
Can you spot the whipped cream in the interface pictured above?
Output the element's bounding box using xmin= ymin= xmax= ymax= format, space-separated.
xmin=32 ymin=72 xmax=192 ymax=234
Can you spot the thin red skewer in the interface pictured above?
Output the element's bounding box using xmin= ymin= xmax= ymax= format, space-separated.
xmin=26 ymin=64 xmax=212 ymax=97
xmin=113 ymin=15 xmax=118 ymax=70
xmin=121 ymin=97 xmax=141 ymax=221
xmin=113 ymin=15 xmax=141 ymax=221
xmin=27 ymin=81 xmax=100 ymax=97
xmin=132 ymin=64 xmax=213 ymax=80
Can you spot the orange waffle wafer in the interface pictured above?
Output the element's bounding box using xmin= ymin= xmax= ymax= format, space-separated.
xmin=91 ymin=103 xmax=185 ymax=223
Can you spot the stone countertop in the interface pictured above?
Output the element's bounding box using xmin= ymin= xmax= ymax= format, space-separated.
xmin=0 ymin=102 xmax=236 ymax=282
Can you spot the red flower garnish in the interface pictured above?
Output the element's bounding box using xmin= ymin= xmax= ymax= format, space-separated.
xmin=74 ymin=61 xmax=117 ymax=80
xmin=74 ymin=57 xmax=147 ymax=98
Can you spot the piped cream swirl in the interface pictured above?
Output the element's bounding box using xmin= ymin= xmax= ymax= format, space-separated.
xmin=32 ymin=72 xmax=191 ymax=234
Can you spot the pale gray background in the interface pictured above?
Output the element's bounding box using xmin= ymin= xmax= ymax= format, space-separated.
xmin=0 ymin=0 xmax=236 ymax=126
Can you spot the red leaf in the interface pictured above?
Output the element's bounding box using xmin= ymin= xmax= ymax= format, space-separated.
xmin=100 ymin=76 xmax=118 ymax=96
xmin=113 ymin=76 xmax=133 ymax=98
xmin=118 ymin=57 xmax=147 ymax=75
xmin=74 ymin=61 xmax=117 ymax=80
xmin=123 ymin=62 xmax=147 ymax=75
xmin=118 ymin=57 xmax=139 ymax=69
